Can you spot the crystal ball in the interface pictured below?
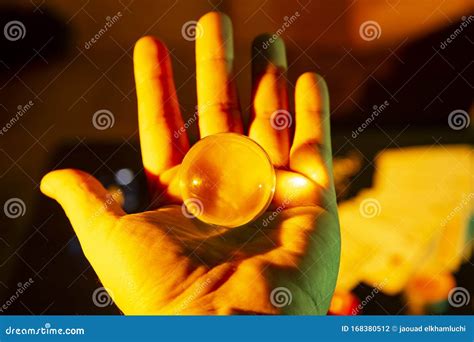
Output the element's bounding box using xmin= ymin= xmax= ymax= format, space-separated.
xmin=179 ymin=133 xmax=276 ymax=228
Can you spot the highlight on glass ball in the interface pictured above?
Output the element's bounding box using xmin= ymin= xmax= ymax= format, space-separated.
xmin=179 ymin=133 xmax=276 ymax=228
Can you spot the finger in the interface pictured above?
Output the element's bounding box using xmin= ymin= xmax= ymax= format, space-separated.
xmin=196 ymin=12 xmax=243 ymax=137
xmin=134 ymin=36 xmax=189 ymax=185
xmin=248 ymin=34 xmax=290 ymax=167
xmin=40 ymin=169 xmax=125 ymax=242
xmin=290 ymin=72 xmax=332 ymax=189
xmin=271 ymin=169 xmax=323 ymax=208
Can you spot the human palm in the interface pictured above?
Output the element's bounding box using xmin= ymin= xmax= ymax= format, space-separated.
xmin=41 ymin=12 xmax=340 ymax=315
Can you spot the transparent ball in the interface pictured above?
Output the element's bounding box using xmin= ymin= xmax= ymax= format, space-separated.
xmin=179 ymin=133 xmax=275 ymax=228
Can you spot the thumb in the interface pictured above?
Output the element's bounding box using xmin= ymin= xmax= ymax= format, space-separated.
xmin=40 ymin=169 xmax=125 ymax=244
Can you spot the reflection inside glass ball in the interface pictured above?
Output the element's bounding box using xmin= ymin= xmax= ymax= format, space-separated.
xmin=179 ymin=133 xmax=276 ymax=228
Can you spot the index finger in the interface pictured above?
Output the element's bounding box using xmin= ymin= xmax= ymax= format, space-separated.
xmin=134 ymin=36 xmax=189 ymax=191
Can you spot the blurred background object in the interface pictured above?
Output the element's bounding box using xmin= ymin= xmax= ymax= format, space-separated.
xmin=333 ymin=145 xmax=473 ymax=314
xmin=0 ymin=0 xmax=472 ymax=314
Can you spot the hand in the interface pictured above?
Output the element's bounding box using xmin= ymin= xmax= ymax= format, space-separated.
xmin=41 ymin=12 xmax=340 ymax=315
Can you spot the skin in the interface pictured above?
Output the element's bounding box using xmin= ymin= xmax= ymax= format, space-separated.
xmin=40 ymin=12 xmax=340 ymax=315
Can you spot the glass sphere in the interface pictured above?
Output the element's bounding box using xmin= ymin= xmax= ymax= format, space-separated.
xmin=179 ymin=133 xmax=275 ymax=228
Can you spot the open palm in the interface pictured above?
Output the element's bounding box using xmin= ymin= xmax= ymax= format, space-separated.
xmin=41 ymin=12 xmax=340 ymax=315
